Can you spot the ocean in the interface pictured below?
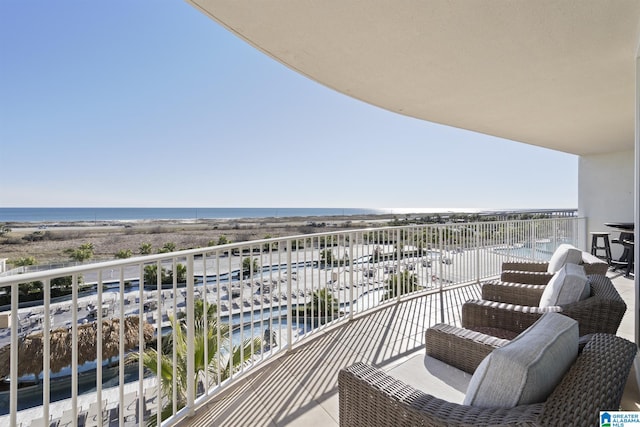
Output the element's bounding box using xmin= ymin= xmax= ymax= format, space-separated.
xmin=0 ymin=207 xmax=389 ymax=223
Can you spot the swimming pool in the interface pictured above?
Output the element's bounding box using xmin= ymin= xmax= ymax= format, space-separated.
xmin=0 ymin=313 xmax=310 ymax=414
xmin=491 ymin=241 xmax=559 ymax=262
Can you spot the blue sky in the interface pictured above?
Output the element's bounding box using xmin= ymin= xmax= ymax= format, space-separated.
xmin=0 ymin=1 xmax=578 ymax=210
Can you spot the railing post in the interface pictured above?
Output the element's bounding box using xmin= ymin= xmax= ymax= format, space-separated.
xmin=118 ymin=268 xmax=126 ymax=427
xmin=396 ymin=228 xmax=402 ymax=303
xmin=287 ymin=239 xmax=293 ymax=350
xmin=97 ymin=270 xmax=104 ymax=417
xmin=71 ymin=274 xmax=78 ymax=420
xmin=186 ymin=255 xmax=195 ymax=415
xmin=138 ymin=266 xmax=146 ymax=425
xmin=439 ymin=227 xmax=445 ymax=323
xmin=476 ymin=223 xmax=481 ymax=283
xmin=43 ymin=278 xmax=51 ymax=425
xmin=506 ymin=221 xmax=511 ymax=261
xmin=215 ymin=249 xmax=222 ymax=387
xmin=10 ymin=281 xmax=17 ymax=426
xmin=530 ymin=221 xmax=536 ymax=260
xmin=349 ymin=232 xmax=355 ymax=320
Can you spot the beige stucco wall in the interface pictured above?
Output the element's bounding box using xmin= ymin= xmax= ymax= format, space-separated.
xmin=578 ymin=150 xmax=634 ymax=258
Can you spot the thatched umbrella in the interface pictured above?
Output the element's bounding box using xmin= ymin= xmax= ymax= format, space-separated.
xmin=95 ymin=316 xmax=154 ymax=365
xmin=0 ymin=316 xmax=153 ymax=380
xmin=49 ymin=328 xmax=73 ymax=373
xmin=0 ymin=333 xmax=45 ymax=380
xmin=77 ymin=323 xmax=97 ymax=365
xmin=102 ymin=318 xmax=121 ymax=363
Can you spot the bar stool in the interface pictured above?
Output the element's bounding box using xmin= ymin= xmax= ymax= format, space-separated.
xmin=622 ymin=239 xmax=634 ymax=277
xmin=590 ymin=232 xmax=612 ymax=265
xmin=611 ymin=231 xmax=634 ymax=274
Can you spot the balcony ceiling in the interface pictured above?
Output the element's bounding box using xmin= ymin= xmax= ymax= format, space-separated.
xmin=187 ymin=1 xmax=640 ymax=156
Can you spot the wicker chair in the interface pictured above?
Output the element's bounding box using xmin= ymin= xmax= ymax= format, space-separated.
xmin=462 ymin=274 xmax=626 ymax=337
xmin=501 ymin=250 xmax=608 ymax=285
xmin=339 ymin=333 xmax=636 ymax=427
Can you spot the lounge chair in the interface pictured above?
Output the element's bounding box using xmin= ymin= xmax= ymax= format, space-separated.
xmin=463 ymin=274 xmax=626 ymax=336
xmin=501 ymin=243 xmax=608 ymax=285
xmin=122 ymin=391 xmax=138 ymax=422
xmin=57 ymin=409 xmax=83 ymax=427
xmin=339 ymin=316 xmax=636 ymax=427
xmin=85 ymin=400 xmax=109 ymax=427
xmin=27 ymin=417 xmax=49 ymax=427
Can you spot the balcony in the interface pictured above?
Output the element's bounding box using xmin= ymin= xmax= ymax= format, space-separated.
xmin=1 ymin=216 xmax=634 ymax=426
xmin=184 ymin=283 xmax=482 ymax=427
xmin=185 ymin=273 xmax=637 ymax=427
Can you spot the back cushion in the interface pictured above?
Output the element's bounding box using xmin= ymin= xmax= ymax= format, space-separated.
xmin=463 ymin=312 xmax=578 ymax=408
xmin=539 ymin=264 xmax=588 ymax=307
xmin=579 ymin=279 xmax=592 ymax=301
xmin=547 ymin=244 xmax=583 ymax=273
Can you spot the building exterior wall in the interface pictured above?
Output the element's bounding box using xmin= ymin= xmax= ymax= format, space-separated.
xmin=578 ymin=150 xmax=634 ymax=258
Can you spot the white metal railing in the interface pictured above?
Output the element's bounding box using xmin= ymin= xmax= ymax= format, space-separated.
xmin=0 ymin=217 xmax=585 ymax=426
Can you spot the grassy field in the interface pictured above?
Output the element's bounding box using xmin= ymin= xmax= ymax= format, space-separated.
xmin=0 ymin=214 xmax=396 ymax=267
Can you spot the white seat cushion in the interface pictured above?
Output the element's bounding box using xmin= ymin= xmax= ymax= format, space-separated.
xmin=547 ymin=244 xmax=583 ymax=273
xmin=463 ymin=312 xmax=578 ymax=408
xmin=387 ymin=353 xmax=471 ymax=404
xmin=539 ymin=264 xmax=588 ymax=307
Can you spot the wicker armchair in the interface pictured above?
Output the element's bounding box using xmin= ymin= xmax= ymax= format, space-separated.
xmin=501 ymin=250 xmax=608 ymax=284
xmin=339 ymin=333 xmax=636 ymax=426
xmin=462 ymin=274 xmax=626 ymax=337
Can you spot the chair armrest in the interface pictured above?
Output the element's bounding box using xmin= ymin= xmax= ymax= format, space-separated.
xmin=338 ymin=362 xmax=541 ymax=427
xmin=556 ymin=274 xmax=627 ymax=335
xmin=562 ymin=300 xmax=626 ymax=338
xmin=501 ymin=261 xmax=548 ymax=272
xmin=461 ymin=300 xmax=560 ymax=334
xmin=539 ymin=334 xmax=637 ymax=425
xmin=425 ymin=324 xmax=509 ymax=374
xmin=481 ymin=280 xmax=545 ymax=306
xmin=581 ymin=254 xmax=609 ymax=275
xmin=500 ymin=270 xmax=553 ymax=286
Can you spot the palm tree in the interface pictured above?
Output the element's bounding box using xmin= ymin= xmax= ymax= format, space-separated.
xmin=115 ymin=249 xmax=132 ymax=259
xmin=139 ymin=243 xmax=153 ymax=255
xmin=0 ymin=223 xmax=11 ymax=236
xmin=143 ymin=264 xmax=167 ymax=285
xmin=242 ymin=257 xmax=260 ymax=277
xmin=381 ymin=270 xmax=420 ymax=301
xmin=293 ymin=288 xmax=340 ymax=325
xmin=129 ymin=299 xmax=260 ymax=425
xmin=65 ymin=243 xmax=94 ymax=262
xmin=173 ymin=263 xmax=187 ymax=283
xmin=158 ymin=242 xmax=176 ymax=253
xmin=311 ymin=288 xmax=339 ymax=316
xmin=10 ymin=256 xmax=37 ymax=267
xmin=320 ymin=249 xmax=334 ymax=266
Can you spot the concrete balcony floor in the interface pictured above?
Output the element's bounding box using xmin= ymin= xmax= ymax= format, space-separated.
xmin=183 ymin=272 xmax=638 ymax=427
